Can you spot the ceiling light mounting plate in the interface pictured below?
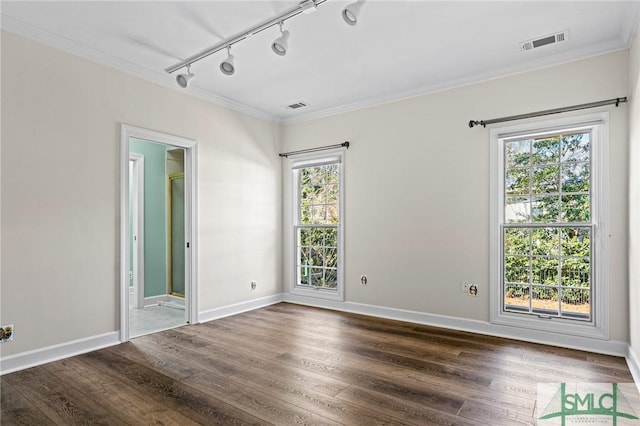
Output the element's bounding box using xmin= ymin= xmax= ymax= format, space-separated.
xmin=300 ymin=0 xmax=318 ymax=14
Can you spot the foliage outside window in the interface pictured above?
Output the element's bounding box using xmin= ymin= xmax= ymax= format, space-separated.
xmin=503 ymin=130 xmax=592 ymax=321
xmin=295 ymin=163 xmax=340 ymax=290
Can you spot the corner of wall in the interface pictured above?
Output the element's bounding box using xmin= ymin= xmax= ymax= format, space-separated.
xmin=628 ymin=17 xmax=640 ymax=374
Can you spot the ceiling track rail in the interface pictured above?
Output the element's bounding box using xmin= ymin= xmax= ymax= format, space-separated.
xmin=468 ymin=97 xmax=627 ymax=128
xmin=165 ymin=0 xmax=329 ymax=74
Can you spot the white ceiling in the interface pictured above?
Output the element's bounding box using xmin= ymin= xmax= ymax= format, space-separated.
xmin=2 ymin=1 xmax=639 ymax=123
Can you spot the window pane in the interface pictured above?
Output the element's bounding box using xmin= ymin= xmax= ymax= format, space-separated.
xmin=505 ymin=284 xmax=530 ymax=311
xmin=531 ymin=286 xmax=558 ymax=314
xmin=561 ymin=228 xmax=590 ymax=257
xmin=561 ymin=163 xmax=590 ymax=193
xmin=300 ymin=247 xmax=311 ymax=266
xmin=561 ymin=258 xmax=590 ymax=288
xmin=295 ymin=161 xmax=340 ymax=293
xmin=532 ymin=228 xmax=559 ymax=256
xmin=325 ymin=248 xmax=337 ymax=268
xmin=505 ymin=140 xmax=531 ymax=168
xmin=326 ymin=183 xmax=339 ymax=203
xmin=531 ymin=165 xmax=559 ymax=194
xmin=532 ymin=136 xmax=560 ymax=164
xmin=561 ymin=288 xmax=590 ymax=318
xmin=532 ymin=257 xmax=558 ymax=285
xmin=532 ymin=196 xmax=560 ymax=222
xmin=309 ymin=268 xmax=323 ymax=286
xmin=327 ymin=204 xmax=339 ymax=225
xmin=504 ymin=255 xmax=529 ymax=283
xmin=324 ymin=269 xmax=338 ymax=289
xmin=299 ymin=228 xmax=311 ymax=246
xmin=501 ymin=127 xmax=593 ymax=322
xmin=505 ymin=168 xmax=530 ymax=195
xmin=505 ymin=196 xmax=531 ymax=223
xmin=504 ymin=228 xmax=530 ymax=255
xmin=312 ymin=205 xmax=327 ymax=223
xmin=298 ymin=267 xmax=309 ymax=285
xmin=561 ymin=132 xmax=590 ymax=163
xmin=561 ymin=194 xmax=590 ymax=222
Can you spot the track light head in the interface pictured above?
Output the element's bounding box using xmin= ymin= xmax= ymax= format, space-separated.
xmin=176 ymin=65 xmax=195 ymax=88
xmin=220 ymin=46 xmax=235 ymax=76
xmin=342 ymin=0 xmax=365 ymax=26
xmin=272 ymin=22 xmax=290 ymax=56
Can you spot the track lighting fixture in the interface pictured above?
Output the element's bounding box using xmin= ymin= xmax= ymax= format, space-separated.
xmin=219 ymin=46 xmax=235 ymax=76
xmin=166 ymin=0 xmax=364 ymax=84
xmin=176 ymin=64 xmax=195 ymax=88
xmin=271 ymin=22 xmax=290 ymax=56
xmin=342 ymin=0 xmax=365 ymax=26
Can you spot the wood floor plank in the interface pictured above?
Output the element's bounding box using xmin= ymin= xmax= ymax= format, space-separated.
xmin=182 ymin=369 xmax=343 ymax=426
xmin=49 ymin=357 xmax=201 ymax=426
xmin=3 ymin=365 xmax=128 ymax=425
xmin=0 ymin=379 xmax=54 ymax=426
xmin=335 ymin=384 xmax=479 ymax=426
xmin=275 ymin=351 xmax=466 ymax=415
xmin=82 ymin=349 xmax=268 ymax=425
xmin=2 ymin=302 xmax=638 ymax=425
xmin=167 ymin=327 xmax=351 ymax=397
xmin=229 ymin=366 xmax=407 ymax=425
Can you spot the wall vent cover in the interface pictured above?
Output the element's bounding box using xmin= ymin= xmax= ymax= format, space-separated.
xmin=520 ymin=30 xmax=569 ymax=51
xmin=286 ymin=102 xmax=308 ymax=110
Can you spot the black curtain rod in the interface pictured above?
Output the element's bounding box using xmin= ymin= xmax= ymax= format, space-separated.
xmin=279 ymin=141 xmax=350 ymax=158
xmin=468 ymin=97 xmax=627 ymax=128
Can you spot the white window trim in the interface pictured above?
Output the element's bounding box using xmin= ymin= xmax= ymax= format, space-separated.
xmin=489 ymin=112 xmax=610 ymax=340
xmin=288 ymin=149 xmax=345 ymax=302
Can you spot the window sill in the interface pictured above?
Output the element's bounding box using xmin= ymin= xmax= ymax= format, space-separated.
xmin=290 ymin=285 xmax=344 ymax=302
xmin=491 ymin=310 xmax=608 ymax=340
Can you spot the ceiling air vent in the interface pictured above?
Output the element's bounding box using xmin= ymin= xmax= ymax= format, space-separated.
xmin=520 ymin=30 xmax=569 ymax=51
xmin=286 ymin=102 xmax=308 ymax=110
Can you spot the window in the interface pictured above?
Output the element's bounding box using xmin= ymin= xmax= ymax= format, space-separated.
xmin=490 ymin=113 xmax=609 ymax=338
xmin=290 ymin=152 xmax=344 ymax=301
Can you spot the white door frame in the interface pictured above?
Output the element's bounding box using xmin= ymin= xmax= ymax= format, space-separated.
xmin=120 ymin=124 xmax=198 ymax=342
xmin=129 ymin=153 xmax=145 ymax=309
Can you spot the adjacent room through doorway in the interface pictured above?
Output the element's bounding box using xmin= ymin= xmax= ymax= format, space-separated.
xmin=121 ymin=125 xmax=198 ymax=341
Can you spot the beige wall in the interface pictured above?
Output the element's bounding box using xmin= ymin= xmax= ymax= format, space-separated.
xmin=0 ymin=28 xmax=634 ymax=361
xmin=0 ymin=32 xmax=282 ymax=356
xmin=629 ymin=27 xmax=640 ymax=363
xmin=282 ymin=50 xmax=630 ymax=341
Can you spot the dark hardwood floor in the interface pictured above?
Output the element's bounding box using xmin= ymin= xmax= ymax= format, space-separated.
xmin=2 ymin=302 xmax=638 ymax=425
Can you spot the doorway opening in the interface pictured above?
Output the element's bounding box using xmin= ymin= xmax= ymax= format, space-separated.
xmin=120 ymin=125 xmax=198 ymax=342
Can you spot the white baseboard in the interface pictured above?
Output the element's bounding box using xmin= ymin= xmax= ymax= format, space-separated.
xmin=627 ymin=346 xmax=640 ymax=393
xmin=198 ymin=293 xmax=284 ymax=323
xmin=282 ymin=294 xmax=629 ymax=357
xmin=144 ymin=294 xmax=185 ymax=307
xmin=144 ymin=294 xmax=169 ymax=307
xmin=1 ymin=293 xmax=635 ymax=383
xmin=0 ymin=331 xmax=120 ymax=375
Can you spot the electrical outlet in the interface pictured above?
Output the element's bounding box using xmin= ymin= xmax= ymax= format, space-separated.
xmin=251 ymin=281 xmax=257 ymax=290
xmin=461 ymin=281 xmax=478 ymax=296
xmin=1 ymin=324 xmax=14 ymax=342
xmin=468 ymin=284 xmax=478 ymax=296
